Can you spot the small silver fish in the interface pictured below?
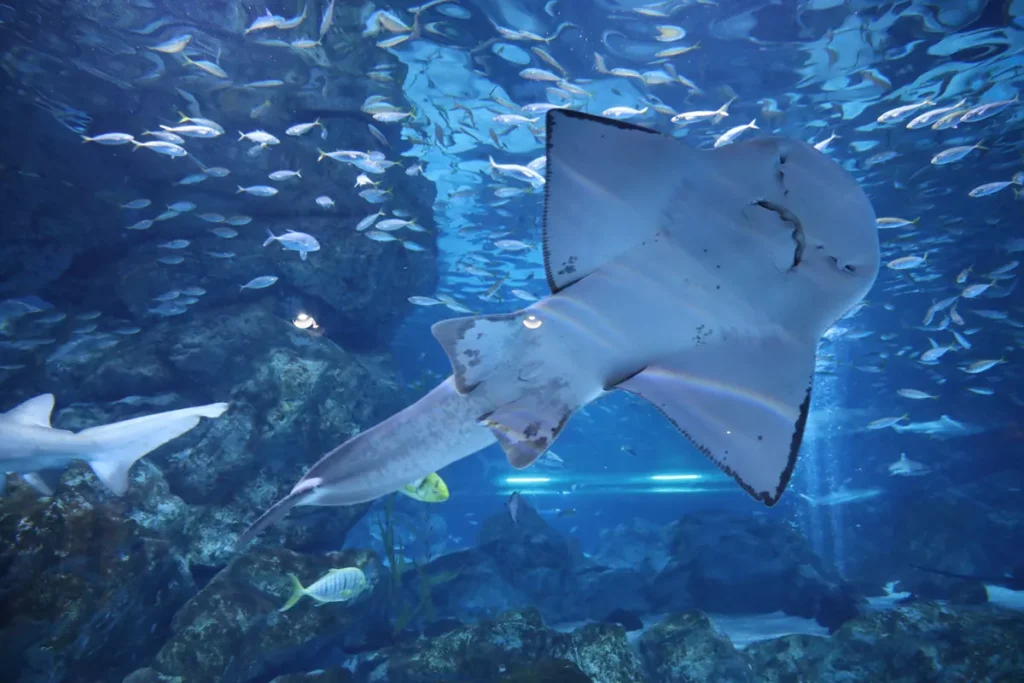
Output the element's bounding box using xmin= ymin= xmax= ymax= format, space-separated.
xmin=82 ymin=132 xmax=134 ymax=145
xmin=148 ymin=34 xmax=192 ymax=54
xmin=237 ymin=185 xmax=279 ymax=197
xmin=506 ymin=491 xmax=521 ymax=524
xmin=240 ymin=275 xmax=278 ymax=290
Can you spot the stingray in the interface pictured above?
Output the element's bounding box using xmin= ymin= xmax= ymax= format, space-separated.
xmin=236 ymin=109 xmax=880 ymax=548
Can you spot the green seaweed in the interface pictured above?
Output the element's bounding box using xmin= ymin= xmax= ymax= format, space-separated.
xmin=375 ymin=494 xmax=405 ymax=599
xmin=376 ymin=495 xmax=462 ymax=635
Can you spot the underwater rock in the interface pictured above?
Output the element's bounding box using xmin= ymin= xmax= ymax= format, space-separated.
xmin=140 ymin=547 xmax=385 ymax=683
xmin=747 ymin=601 xmax=1024 ymax=682
xmin=638 ymin=612 xmax=755 ymax=683
xmin=569 ymin=621 xmax=648 ymax=683
xmin=650 ymin=511 xmax=849 ymax=625
xmin=602 ymin=607 xmax=644 ymax=632
xmin=105 ymin=205 xmax=437 ymax=351
xmin=121 ymin=669 xmax=182 ymax=683
xmin=20 ymin=303 xmax=406 ymax=567
xmin=405 ymin=503 xmax=623 ymax=625
xmin=268 ymin=668 xmax=355 ymax=683
xmin=379 ymin=608 xmax=644 ymax=683
xmin=594 ymin=517 xmax=673 ymax=573
xmin=422 ymin=617 xmax=464 ymax=637
xmin=573 ymin=564 xmax=651 ymax=618
xmin=405 ymin=547 xmax=533 ymax=622
xmin=4 ymin=5 xmax=436 ymax=355
xmin=0 ymin=469 xmax=196 ymax=683
xmin=496 ymin=659 xmax=593 ymax=683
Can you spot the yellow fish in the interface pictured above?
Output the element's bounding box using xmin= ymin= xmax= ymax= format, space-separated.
xmin=399 ymin=472 xmax=449 ymax=502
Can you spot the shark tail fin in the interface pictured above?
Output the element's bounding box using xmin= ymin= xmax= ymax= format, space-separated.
xmin=279 ymin=574 xmax=307 ymax=612
xmin=78 ymin=402 xmax=228 ymax=495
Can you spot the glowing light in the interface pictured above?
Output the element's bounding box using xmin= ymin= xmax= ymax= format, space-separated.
xmin=293 ymin=312 xmax=318 ymax=329
xmin=523 ymin=314 xmax=542 ymax=330
xmin=650 ymin=474 xmax=702 ymax=481
xmin=506 ymin=476 xmax=550 ymax=484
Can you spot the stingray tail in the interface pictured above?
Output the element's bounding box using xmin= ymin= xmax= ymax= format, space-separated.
xmin=234 ymin=488 xmax=312 ymax=551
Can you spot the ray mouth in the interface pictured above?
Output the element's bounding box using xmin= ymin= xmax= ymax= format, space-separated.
xmin=752 ymin=199 xmax=805 ymax=270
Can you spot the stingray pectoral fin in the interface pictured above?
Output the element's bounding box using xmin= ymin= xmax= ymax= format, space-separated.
xmin=542 ymin=109 xmax=688 ymax=293
xmin=614 ymin=333 xmax=815 ymax=506
xmin=431 ymin=312 xmax=525 ymax=395
xmin=480 ymin=396 xmax=577 ymax=469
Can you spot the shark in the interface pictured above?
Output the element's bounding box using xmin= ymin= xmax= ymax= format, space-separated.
xmin=797 ymin=485 xmax=884 ymax=507
xmin=1 ymin=393 xmax=228 ymax=496
xmin=236 ymin=109 xmax=880 ymax=548
xmin=888 ymin=452 xmax=930 ymax=477
xmin=891 ymin=414 xmax=985 ymax=439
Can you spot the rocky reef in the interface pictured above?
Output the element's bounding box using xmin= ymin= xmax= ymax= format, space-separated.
xmin=203 ymin=601 xmax=1024 ymax=683
xmin=141 ymin=548 xmax=387 ymax=683
xmin=0 ymin=0 xmax=440 ymax=675
xmin=0 ymin=301 xmax=414 ymax=683
xmin=390 ymin=498 xmax=858 ymax=633
xmin=0 ymin=465 xmax=195 ymax=683
xmin=745 ymin=601 xmax=1024 ymax=682
xmin=355 ymin=608 xmax=644 ymax=683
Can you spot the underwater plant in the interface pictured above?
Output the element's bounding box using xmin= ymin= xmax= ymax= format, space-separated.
xmin=375 ymin=493 xmax=460 ymax=634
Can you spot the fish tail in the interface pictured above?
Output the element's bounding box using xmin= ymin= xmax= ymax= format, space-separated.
xmin=78 ymin=402 xmax=228 ymax=495
xmin=262 ymin=229 xmax=277 ymax=247
xmin=234 ymin=487 xmax=313 ymax=551
xmin=238 ymin=131 xmax=246 ymax=141
xmin=279 ymin=574 xmax=306 ymax=612
xmin=81 ymin=135 xmax=92 ymax=143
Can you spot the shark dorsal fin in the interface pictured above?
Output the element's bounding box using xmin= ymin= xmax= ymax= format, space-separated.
xmin=5 ymin=394 xmax=55 ymax=427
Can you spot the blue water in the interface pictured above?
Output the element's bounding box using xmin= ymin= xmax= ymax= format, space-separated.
xmin=2 ymin=1 xmax=1023 ymax=682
